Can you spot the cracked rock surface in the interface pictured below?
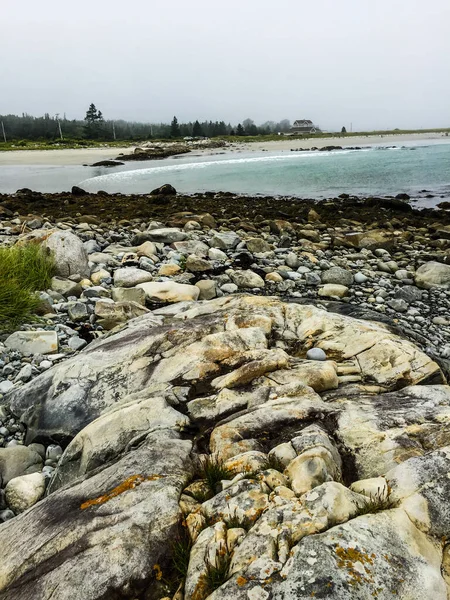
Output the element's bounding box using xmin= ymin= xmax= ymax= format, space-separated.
xmin=1 ymin=295 xmax=450 ymax=599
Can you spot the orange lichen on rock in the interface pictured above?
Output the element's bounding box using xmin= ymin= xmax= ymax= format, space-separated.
xmin=80 ymin=474 xmax=163 ymax=510
xmin=153 ymin=564 xmax=163 ymax=581
xmin=335 ymin=545 xmax=375 ymax=586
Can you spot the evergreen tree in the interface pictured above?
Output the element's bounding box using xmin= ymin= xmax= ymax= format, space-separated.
xmin=236 ymin=123 xmax=245 ymax=136
xmin=170 ymin=116 xmax=180 ymax=138
xmin=84 ymin=103 xmax=105 ymax=139
xmin=341 ymin=126 xmax=347 ymax=133
xmin=192 ymin=120 xmax=203 ymax=137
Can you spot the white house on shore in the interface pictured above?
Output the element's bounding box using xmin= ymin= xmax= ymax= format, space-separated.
xmin=290 ymin=119 xmax=321 ymax=134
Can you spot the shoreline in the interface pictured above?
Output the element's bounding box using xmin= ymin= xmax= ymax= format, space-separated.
xmin=0 ymin=131 xmax=448 ymax=166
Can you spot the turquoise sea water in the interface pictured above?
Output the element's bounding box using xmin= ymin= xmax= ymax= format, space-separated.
xmin=1 ymin=140 xmax=450 ymax=207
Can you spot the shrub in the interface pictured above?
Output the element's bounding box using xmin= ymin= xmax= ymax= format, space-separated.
xmin=0 ymin=244 xmax=55 ymax=330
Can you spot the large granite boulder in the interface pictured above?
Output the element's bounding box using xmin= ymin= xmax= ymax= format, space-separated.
xmin=2 ymin=295 xmax=450 ymax=599
xmin=18 ymin=229 xmax=89 ymax=278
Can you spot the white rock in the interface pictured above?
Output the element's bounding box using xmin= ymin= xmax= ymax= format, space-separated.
xmin=137 ymin=281 xmax=200 ymax=303
xmin=208 ymin=247 xmax=227 ymax=261
xmin=5 ymin=473 xmax=45 ymax=513
xmin=230 ymin=270 xmax=265 ymax=289
xmin=318 ymin=283 xmax=349 ymax=299
xmin=5 ymin=331 xmax=58 ymax=355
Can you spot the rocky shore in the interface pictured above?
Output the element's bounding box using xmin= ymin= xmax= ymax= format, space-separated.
xmin=2 ymin=187 xmax=450 ymax=598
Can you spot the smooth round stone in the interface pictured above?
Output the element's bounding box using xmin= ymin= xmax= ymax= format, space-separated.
xmin=354 ymin=272 xmax=368 ymax=284
xmin=306 ymin=348 xmax=327 ymax=361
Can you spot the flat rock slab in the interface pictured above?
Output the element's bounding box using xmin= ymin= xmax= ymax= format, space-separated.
xmin=4 ymin=330 xmax=58 ymax=355
xmin=0 ymin=430 xmax=192 ymax=599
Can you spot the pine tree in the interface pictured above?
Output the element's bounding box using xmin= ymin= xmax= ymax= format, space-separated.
xmin=170 ymin=116 xmax=180 ymax=138
xmin=236 ymin=123 xmax=245 ymax=136
xmin=341 ymin=126 xmax=347 ymax=133
xmin=84 ymin=103 xmax=105 ymax=139
xmin=192 ymin=120 xmax=203 ymax=137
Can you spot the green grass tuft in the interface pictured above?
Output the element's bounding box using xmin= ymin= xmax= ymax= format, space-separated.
xmin=171 ymin=524 xmax=193 ymax=581
xmin=0 ymin=244 xmax=55 ymax=330
xmin=355 ymin=486 xmax=397 ymax=516
xmin=198 ymin=455 xmax=232 ymax=495
xmin=203 ymin=547 xmax=231 ymax=593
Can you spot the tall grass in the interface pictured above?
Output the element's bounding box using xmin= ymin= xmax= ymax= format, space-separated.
xmin=0 ymin=245 xmax=55 ymax=330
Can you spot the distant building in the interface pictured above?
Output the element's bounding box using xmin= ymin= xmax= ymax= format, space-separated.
xmin=290 ymin=119 xmax=321 ymax=134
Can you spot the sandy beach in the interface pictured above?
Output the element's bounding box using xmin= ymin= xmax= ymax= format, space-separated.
xmin=0 ymin=146 xmax=133 ymax=166
xmin=0 ymin=132 xmax=448 ymax=166
xmin=232 ymin=131 xmax=450 ymax=153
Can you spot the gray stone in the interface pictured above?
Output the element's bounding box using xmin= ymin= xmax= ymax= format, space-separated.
xmin=144 ymin=227 xmax=187 ymax=243
xmin=0 ymin=446 xmax=43 ymax=485
xmin=67 ymin=302 xmax=88 ymax=322
xmin=209 ymin=231 xmax=241 ymax=250
xmin=113 ymin=267 xmax=153 ymax=288
xmin=415 ymin=261 xmax=450 ymax=289
xmin=321 ymin=266 xmax=354 ymax=286
xmin=306 ymin=348 xmax=327 ymax=361
xmin=246 ymin=238 xmax=271 ymax=253
xmin=14 ymin=364 xmax=32 ymax=383
xmin=50 ymin=277 xmax=82 ymax=297
xmin=387 ymin=298 xmax=409 ymax=312
xmin=42 ymin=230 xmax=89 ymax=278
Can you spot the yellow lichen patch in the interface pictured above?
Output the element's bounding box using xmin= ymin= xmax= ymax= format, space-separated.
xmin=236 ymin=576 xmax=248 ymax=587
xmin=335 ymin=545 xmax=375 ymax=587
xmin=80 ymin=474 xmax=163 ymax=510
xmin=153 ymin=564 xmax=163 ymax=581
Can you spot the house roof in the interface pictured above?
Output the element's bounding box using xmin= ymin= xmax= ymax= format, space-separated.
xmin=293 ymin=119 xmax=314 ymax=126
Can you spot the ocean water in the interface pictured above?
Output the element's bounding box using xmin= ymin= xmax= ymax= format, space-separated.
xmin=1 ymin=140 xmax=450 ymax=207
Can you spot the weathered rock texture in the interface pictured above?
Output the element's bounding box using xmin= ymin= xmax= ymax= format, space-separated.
xmin=2 ymin=295 xmax=450 ymax=599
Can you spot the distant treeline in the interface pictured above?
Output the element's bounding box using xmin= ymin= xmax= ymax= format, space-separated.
xmin=0 ymin=108 xmax=292 ymax=142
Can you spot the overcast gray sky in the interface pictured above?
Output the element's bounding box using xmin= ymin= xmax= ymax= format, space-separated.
xmin=2 ymin=0 xmax=449 ymax=131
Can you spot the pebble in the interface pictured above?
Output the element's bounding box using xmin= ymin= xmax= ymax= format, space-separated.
xmin=306 ymin=348 xmax=327 ymax=361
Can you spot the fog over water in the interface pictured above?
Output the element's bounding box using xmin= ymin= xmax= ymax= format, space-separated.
xmin=1 ymin=0 xmax=450 ymax=130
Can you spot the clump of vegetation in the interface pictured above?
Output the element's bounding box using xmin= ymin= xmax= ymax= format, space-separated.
xmin=265 ymin=453 xmax=286 ymax=473
xmin=171 ymin=523 xmax=193 ymax=582
xmin=197 ymin=454 xmax=232 ymax=495
xmin=223 ymin=506 xmax=252 ymax=531
xmin=203 ymin=547 xmax=231 ymax=593
xmin=355 ymin=486 xmax=397 ymax=516
xmin=0 ymin=244 xmax=54 ymax=330
xmin=189 ymin=486 xmax=213 ymax=504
